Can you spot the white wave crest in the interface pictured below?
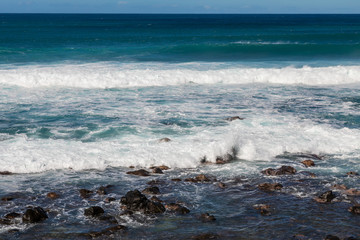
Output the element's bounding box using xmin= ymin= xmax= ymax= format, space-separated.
xmin=0 ymin=63 xmax=360 ymax=88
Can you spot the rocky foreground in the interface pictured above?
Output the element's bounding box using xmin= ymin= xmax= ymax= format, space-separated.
xmin=0 ymin=150 xmax=359 ymax=240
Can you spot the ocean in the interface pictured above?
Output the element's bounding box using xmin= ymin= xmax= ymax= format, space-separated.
xmin=0 ymin=14 xmax=359 ymax=239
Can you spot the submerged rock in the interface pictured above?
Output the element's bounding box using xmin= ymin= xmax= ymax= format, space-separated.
xmin=324 ymin=235 xmax=340 ymax=240
xmin=348 ymin=205 xmax=360 ymax=215
xmin=191 ymin=233 xmax=220 ymax=240
xmin=185 ymin=174 xmax=213 ymax=183
xmin=258 ymin=183 xmax=283 ymax=191
xmin=200 ymin=213 xmax=216 ymax=222
xmin=158 ymin=137 xmax=171 ymax=143
xmin=225 ymin=116 xmax=244 ymax=121
xmin=253 ymin=204 xmax=271 ymax=216
xmin=84 ymin=206 xmax=104 ymax=217
xmin=96 ymin=185 xmax=113 ymax=195
xmin=126 ymin=169 xmax=151 ymax=177
xmin=5 ymin=212 xmax=21 ymax=219
xmin=301 ymin=160 xmax=315 ymax=167
xmin=347 ymin=171 xmax=359 ymax=176
xmin=261 ymin=166 xmax=297 ymax=176
xmin=86 ymin=225 xmax=127 ymax=238
xmin=165 ymin=203 xmax=190 ymax=214
xmin=142 ymin=186 xmax=160 ymax=195
xmin=46 ymin=192 xmax=60 ymax=199
xmin=79 ymin=189 xmax=93 ymax=199
xmin=314 ymin=191 xmax=336 ymax=203
xmin=22 ymin=207 xmax=48 ymax=223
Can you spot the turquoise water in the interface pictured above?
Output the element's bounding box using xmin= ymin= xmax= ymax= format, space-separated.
xmin=0 ymin=14 xmax=360 ymax=239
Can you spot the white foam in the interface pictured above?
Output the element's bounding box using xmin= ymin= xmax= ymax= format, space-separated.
xmin=0 ymin=63 xmax=360 ymax=88
xmin=1 ymin=115 xmax=360 ymax=174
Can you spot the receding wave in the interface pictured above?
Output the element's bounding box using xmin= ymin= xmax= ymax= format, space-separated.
xmin=0 ymin=63 xmax=360 ymax=88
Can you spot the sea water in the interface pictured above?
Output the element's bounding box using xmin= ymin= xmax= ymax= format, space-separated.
xmin=0 ymin=14 xmax=359 ymax=239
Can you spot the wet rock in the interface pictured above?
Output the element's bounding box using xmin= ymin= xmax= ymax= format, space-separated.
xmin=104 ymin=197 xmax=116 ymax=203
xmin=147 ymin=179 xmax=166 ymax=185
xmin=216 ymin=153 xmax=235 ymax=164
xmin=171 ymin=178 xmax=182 ymax=182
xmin=4 ymin=212 xmax=21 ymax=219
xmin=84 ymin=206 xmax=104 ymax=217
xmin=0 ymin=171 xmax=13 ymax=175
xmin=258 ymin=183 xmax=283 ymax=191
xmin=345 ymin=188 xmax=360 ymax=196
xmin=1 ymin=196 xmax=15 ymax=201
xmin=142 ymin=186 xmax=160 ymax=195
xmin=22 ymin=207 xmax=48 ymax=223
xmin=97 ymin=185 xmax=113 ymax=195
xmin=324 ymin=235 xmax=340 ymax=240
xmin=150 ymin=165 xmax=170 ymax=170
xmin=86 ymin=225 xmax=127 ymax=238
xmin=46 ymin=192 xmax=60 ymax=199
xmin=332 ymin=184 xmax=348 ymax=190
xmin=0 ymin=219 xmax=12 ymax=225
xmin=218 ymin=182 xmax=226 ymax=188
xmin=348 ymin=205 xmax=360 ymax=215
xmin=158 ymin=137 xmax=171 ymax=143
xmin=150 ymin=196 xmax=162 ymax=203
xmin=314 ymin=191 xmax=336 ymax=203
xmin=347 ymin=171 xmax=359 ymax=176
xmin=261 ymin=166 xmax=297 ymax=176
xmin=79 ymin=189 xmax=93 ymax=199
xmin=151 ymin=167 xmax=164 ymax=174
xmin=200 ymin=213 xmax=216 ymax=222
xmin=191 ymin=233 xmax=220 ymax=240
xmin=343 ymin=237 xmax=358 ymax=240
xmin=225 ymin=116 xmax=244 ymax=121
xmin=126 ymin=169 xmax=151 ymax=177
xmin=120 ymin=190 xmax=165 ymax=214
xmin=253 ymin=204 xmax=271 ymax=216
xmin=185 ymin=174 xmax=213 ymax=183
xmin=301 ymin=160 xmax=315 ymax=167
xmin=165 ymin=203 xmax=190 ymax=214
xmin=299 ymin=171 xmax=316 ymax=178
xmin=129 ymin=166 xmax=135 ymax=168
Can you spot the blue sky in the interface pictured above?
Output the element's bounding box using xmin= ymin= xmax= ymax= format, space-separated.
xmin=0 ymin=0 xmax=359 ymax=13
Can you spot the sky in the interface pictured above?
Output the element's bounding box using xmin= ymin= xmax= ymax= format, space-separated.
xmin=0 ymin=0 xmax=359 ymax=14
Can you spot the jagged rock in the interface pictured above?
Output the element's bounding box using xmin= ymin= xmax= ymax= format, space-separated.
xmin=84 ymin=206 xmax=104 ymax=217
xmin=86 ymin=225 xmax=127 ymax=238
xmin=253 ymin=204 xmax=271 ymax=216
xmin=171 ymin=178 xmax=182 ymax=182
xmin=301 ymin=160 xmax=315 ymax=167
xmin=150 ymin=196 xmax=162 ymax=202
xmin=191 ymin=233 xmax=220 ymax=240
xmin=142 ymin=186 xmax=160 ymax=195
xmin=225 ymin=116 xmax=244 ymax=121
xmin=79 ymin=189 xmax=93 ymax=198
xmin=324 ymin=235 xmax=340 ymax=240
xmin=258 ymin=183 xmax=283 ymax=191
xmin=348 ymin=205 xmax=360 ymax=215
xmin=120 ymin=190 xmax=165 ymax=214
xmin=126 ymin=169 xmax=151 ymax=177
xmin=261 ymin=166 xmax=296 ymax=176
xmin=46 ymin=192 xmax=60 ymax=199
xmin=158 ymin=137 xmax=171 ymax=143
xmin=314 ymin=191 xmax=336 ymax=203
xmin=200 ymin=213 xmax=216 ymax=222
xmin=165 ymin=203 xmax=190 ymax=214
xmin=22 ymin=207 xmax=48 ymax=223
xmin=152 ymin=167 xmax=164 ymax=174
xmin=104 ymin=197 xmax=116 ymax=203
xmin=347 ymin=171 xmax=359 ymax=176
xmin=0 ymin=171 xmax=12 ymax=175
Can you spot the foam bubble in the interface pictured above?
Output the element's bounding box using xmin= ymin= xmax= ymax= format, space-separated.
xmin=0 ymin=63 xmax=359 ymax=89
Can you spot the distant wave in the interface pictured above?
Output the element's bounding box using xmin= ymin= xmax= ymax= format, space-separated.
xmin=0 ymin=63 xmax=360 ymax=88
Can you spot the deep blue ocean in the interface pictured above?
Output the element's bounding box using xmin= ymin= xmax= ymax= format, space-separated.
xmin=0 ymin=14 xmax=359 ymax=239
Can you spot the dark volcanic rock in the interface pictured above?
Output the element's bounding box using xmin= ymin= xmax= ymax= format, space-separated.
xmin=314 ymin=191 xmax=336 ymax=203
xmin=120 ymin=190 xmax=165 ymax=214
xmin=218 ymin=182 xmax=226 ymax=188
xmin=261 ymin=166 xmax=296 ymax=176
xmin=348 ymin=205 xmax=360 ymax=215
xmin=200 ymin=213 xmax=216 ymax=222
xmin=104 ymin=197 xmax=116 ymax=203
xmin=301 ymin=160 xmax=315 ymax=167
xmin=171 ymin=178 xmax=182 ymax=182
xmin=191 ymin=233 xmax=220 ymax=240
xmin=79 ymin=189 xmax=93 ymax=199
xmin=0 ymin=171 xmax=13 ymax=175
xmin=151 ymin=167 xmax=164 ymax=174
xmin=22 ymin=207 xmax=48 ymax=223
xmin=150 ymin=165 xmax=170 ymax=170
xmin=84 ymin=206 xmax=104 ymax=217
xmin=46 ymin=192 xmax=60 ymax=199
xmin=5 ymin=212 xmax=21 ymax=219
xmin=185 ymin=174 xmax=213 ymax=183
xmin=165 ymin=203 xmax=190 ymax=214
xmin=150 ymin=196 xmax=162 ymax=203
xmin=347 ymin=171 xmax=359 ymax=176
xmin=96 ymin=185 xmax=113 ymax=195
xmin=0 ymin=219 xmax=12 ymax=225
xmin=216 ymin=153 xmax=235 ymax=164
xmin=225 ymin=116 xmax=244 ymax=121
xmin=86 ymin=225 xmax=127 ymax=238
xmin=324 ymin=235 xmax=340 ymax=240
xmin=126 ymin=169 xmax=151 ymax=177
xmin=258 ymin=183 xmax=283 ymax=191
xmin=142 ymin=186 xmax=160 ymax=195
